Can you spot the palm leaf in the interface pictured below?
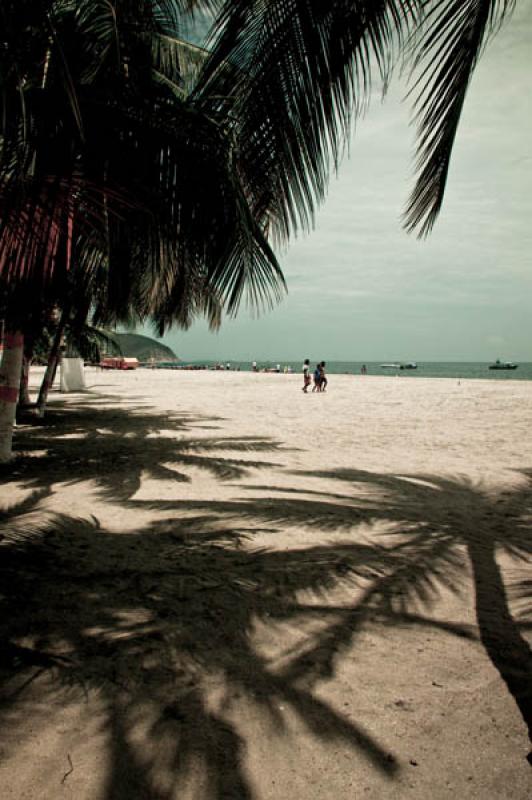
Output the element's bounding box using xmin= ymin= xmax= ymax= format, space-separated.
xmin=65 ymin=324 xmax=122 ymax=361
xmin=196 ymin=1 xmax=423 ymax=240
xmin=198 ymin=0 xmax=517 ymax=239
xmin=404 ymin=0 xmax=517 ymax=235
xmin=152 ymin=33 xmax=209 ymax=94
xmin=0 ymin=0 xmax=285 ymax=338
xmin=86 ymin=88 xmax=286 ymax=325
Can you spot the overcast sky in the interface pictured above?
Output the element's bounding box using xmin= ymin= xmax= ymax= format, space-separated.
xmin=156 ymin=3 xmax=532 ymax=362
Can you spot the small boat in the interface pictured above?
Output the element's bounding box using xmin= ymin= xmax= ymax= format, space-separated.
xmin=380 ymin=362 xmax=417 ymax=370
xmin=489 ymin=360 xmax=518 ymax=370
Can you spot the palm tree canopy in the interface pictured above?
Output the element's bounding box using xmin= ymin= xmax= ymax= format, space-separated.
xmin=0 ymin=0 xmax=517 ymax=334
xmin=0 ymin=0 xmax=285 ymax=332
xmin=198 ymin=0 xmax=517 ymax=238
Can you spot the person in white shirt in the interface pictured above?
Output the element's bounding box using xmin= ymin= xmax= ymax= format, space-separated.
xmin=302 ymin=359 xmax=311 ymax=392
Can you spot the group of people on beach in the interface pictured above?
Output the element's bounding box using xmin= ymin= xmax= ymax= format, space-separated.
xmin=302 ymin=359 xmax=327 ymax=393
xmin=252 ymin=361 xmax=293 ymax=374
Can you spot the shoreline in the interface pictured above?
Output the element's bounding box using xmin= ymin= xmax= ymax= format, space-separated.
xmin=130 ymin=361 xmax=532 ymax=381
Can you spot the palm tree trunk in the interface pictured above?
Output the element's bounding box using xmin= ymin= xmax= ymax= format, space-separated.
xmin=19 ymin=336 xmax=35 ymax=408
xmin=19 ymin=355 xmax=32 ymax=407
xmin=0 ymin=328 xmax=24 ymax=462
xmin=36 ymin=309 xmax=68 ymax=417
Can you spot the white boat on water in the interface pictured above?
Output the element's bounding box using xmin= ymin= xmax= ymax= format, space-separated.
xmin=380 ymin=362 xmax=418 ymax=370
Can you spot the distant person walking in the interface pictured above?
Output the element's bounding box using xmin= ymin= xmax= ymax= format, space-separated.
xmin=361 ymin=364 xmax=367 ymax=375
xmin=312 ymin=363 xmax=320 ymax=392
xmin=319 ymin=361 xmax=328 ymax=391
xmin=302 ymin=359 xmax=311 ymax=392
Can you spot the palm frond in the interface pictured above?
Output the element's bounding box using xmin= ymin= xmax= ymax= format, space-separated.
xmin=0 ymin=0 xmax=285 ymax=341
xmin=152 ymin=33 xmax=209 ymax=94
xmin=65 ymin=324 xmax=122 ymax=361
xmin=74 ymin=0 xmax=121 ymax=83
xmin=196 ymin=1 xmax=423 ymax=240
xmin=0 ymin=169 xmax=133 ymax=293
xmin=152 ymin=0 xmax=221 ymax=34
xmin=207 ymin=184 xmax=287 ymax=317
xmin=87 ymin=91 xmax=286 ymax=326
xmin=46 ymin=3 xmax=84 ymax=135
xmin=403 ymin=0 xmax=516 ymax=236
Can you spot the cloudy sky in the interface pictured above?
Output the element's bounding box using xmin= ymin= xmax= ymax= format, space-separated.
xmin=157 ymin=3 xmax=532 ymax=362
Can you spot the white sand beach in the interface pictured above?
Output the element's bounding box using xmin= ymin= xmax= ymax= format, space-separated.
xmin=1 ymin=367 xmax=531 ymax=799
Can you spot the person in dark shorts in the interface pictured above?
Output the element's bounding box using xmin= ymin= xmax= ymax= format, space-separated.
xmin=312 ymin=363 xmax=321 ymax=392
xmin=319 ymin=361 xmax=328 ymax=391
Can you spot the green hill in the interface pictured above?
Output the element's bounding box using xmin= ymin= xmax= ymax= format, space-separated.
xmin=111 ymin=333 xmax=178 ymax=362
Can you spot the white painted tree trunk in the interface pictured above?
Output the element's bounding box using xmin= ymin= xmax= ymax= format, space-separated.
xmin=60 ymin=357 xmax=86 ymax=392
xmin=0 ymin=329 xmax=24 ymax=462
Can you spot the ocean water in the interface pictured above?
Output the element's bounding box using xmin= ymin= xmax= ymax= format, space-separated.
xmin=155 ymin=360 xmax=532 ymax=381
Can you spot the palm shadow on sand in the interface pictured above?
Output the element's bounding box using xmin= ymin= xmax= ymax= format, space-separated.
xmin=7 ymin=395 xmax=285 ymax=500
xmin=1 ymin=499 xmax=403 ymax=799
xmin=1 ymin=396 xmax=531 ymax=798
xmin=192 ymin=467 xmax=532 ymax=746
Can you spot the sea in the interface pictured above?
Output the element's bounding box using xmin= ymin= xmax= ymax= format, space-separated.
xmin=152 ymin=361 xmax=532 ymax=381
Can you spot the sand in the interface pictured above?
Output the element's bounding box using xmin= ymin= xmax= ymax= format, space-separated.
xmin=0 ymin=366 xmax=531 ymax=799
